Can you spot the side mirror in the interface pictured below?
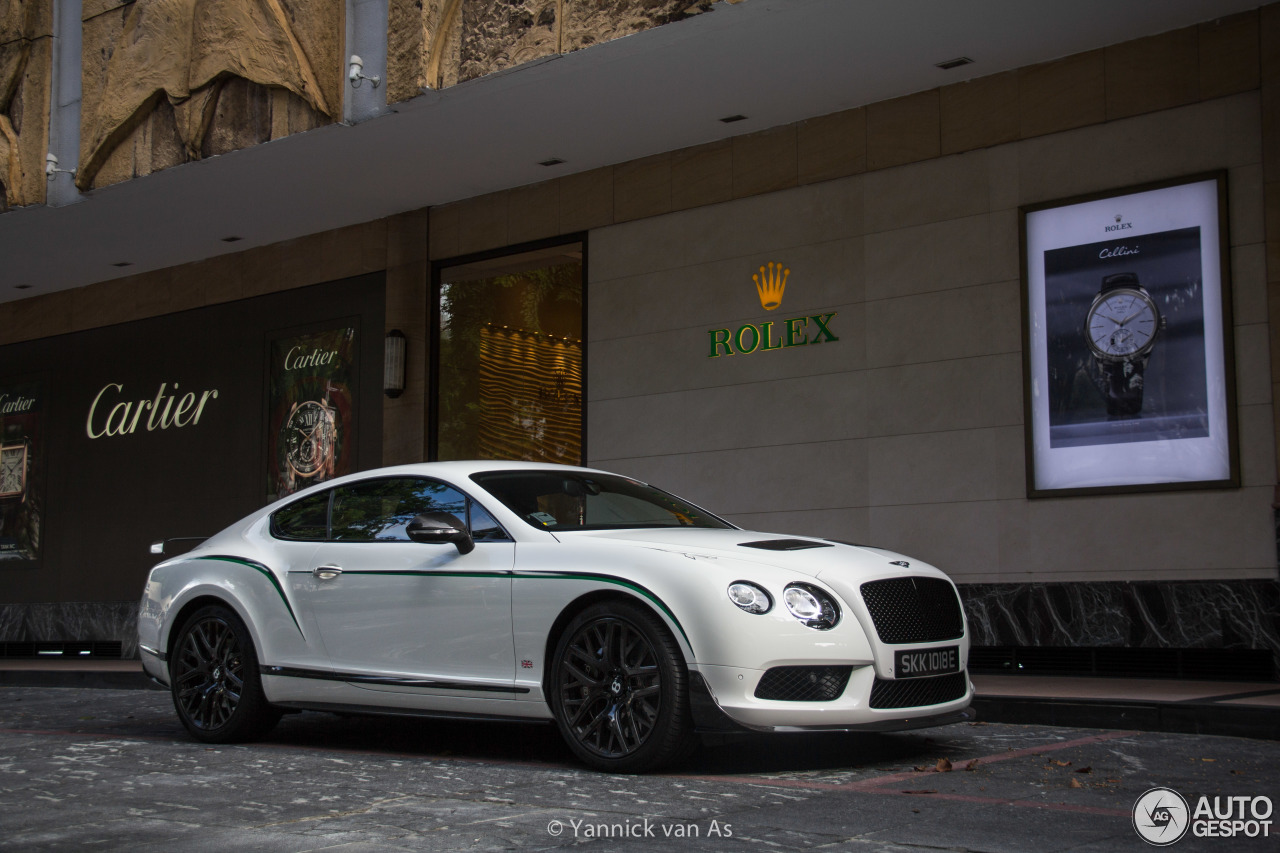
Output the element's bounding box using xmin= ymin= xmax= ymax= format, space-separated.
xmin=405 ymin=511 xmax=475 ymax=555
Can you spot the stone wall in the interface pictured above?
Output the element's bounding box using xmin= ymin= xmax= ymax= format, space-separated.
xmin=0 ymin=0 xmax=51 ymax=209
xmin=76 ymin=0 xmax=342 ymax=191
xmin=388 ymin=0 xmax=729 ymax=102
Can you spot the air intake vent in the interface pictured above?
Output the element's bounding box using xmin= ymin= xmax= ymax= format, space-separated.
xmin=754 ymin=666 xmax=852 ymax=701
xmin=870 ymin=672 xmax=968 ymax=709
xmin=739 ymin=539 xmax=833 ymax=552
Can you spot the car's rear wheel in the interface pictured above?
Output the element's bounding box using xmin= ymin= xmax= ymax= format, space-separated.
xmin=549 ymin=600 xmax=694 ymax=773
xmin=169 ymin=604 xmax=281 ymax=743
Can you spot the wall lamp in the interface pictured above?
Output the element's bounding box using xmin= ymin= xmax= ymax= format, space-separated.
xmin=348 ymin=55 xmax=381 ymax=89
xmin=384 ymin=329 xmax=406 ymax=398
xmin=45 ymin=153 xmax=76 ymax=181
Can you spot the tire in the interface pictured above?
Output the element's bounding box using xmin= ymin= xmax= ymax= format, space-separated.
xmin=549 ymin=600 xmax=695 ymax=773
xmin=169 ymin=604 xmax=282 ymax=743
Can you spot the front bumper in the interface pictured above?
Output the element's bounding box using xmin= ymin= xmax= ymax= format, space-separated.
xmin=691 ymin=662 xmax=973 ymax=732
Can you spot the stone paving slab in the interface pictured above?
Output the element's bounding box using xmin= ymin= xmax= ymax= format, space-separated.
xmin=1 ymin=686 xmax=1277 ymax=851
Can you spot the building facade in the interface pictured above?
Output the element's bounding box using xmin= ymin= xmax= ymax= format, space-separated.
xmin=2 ymin=0 xmax=1279 ymax=678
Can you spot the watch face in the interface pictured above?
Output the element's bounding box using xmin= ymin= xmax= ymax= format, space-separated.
xmin=283 ymin=401 xmax=335 ymax=478
xmin=1085 ymin=287 xmax=1161 ymax=360
xmin=0 ymin=445 xmax=25 ymax=497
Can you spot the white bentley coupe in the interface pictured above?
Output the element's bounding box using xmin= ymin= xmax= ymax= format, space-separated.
xmin=138 ymin=461 xmax=972 ymax=772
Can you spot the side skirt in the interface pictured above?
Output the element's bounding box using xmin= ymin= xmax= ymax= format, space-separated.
xmin=269 ymin=700 xmax=553 ymax=727
xmin=262 ymin=665 xmax=530 ymax=694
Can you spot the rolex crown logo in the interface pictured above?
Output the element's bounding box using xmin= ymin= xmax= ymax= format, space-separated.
xmin=754 ymin=262 xmax=789 ymax=311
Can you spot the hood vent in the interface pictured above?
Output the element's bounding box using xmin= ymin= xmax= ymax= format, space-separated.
xmin=739 ymin=539 xmax=833 ymax=551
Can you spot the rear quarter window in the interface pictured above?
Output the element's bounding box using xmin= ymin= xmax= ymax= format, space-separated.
xmin=270 ymin=490 xmax=330 ymax=540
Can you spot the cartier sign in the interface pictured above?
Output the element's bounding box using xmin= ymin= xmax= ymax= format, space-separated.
xmin=85 ymin=381 xmax=220 ymax=439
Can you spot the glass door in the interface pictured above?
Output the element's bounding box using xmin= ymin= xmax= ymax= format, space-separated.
xmin=431 ymin=239 xmax=584 ymax=464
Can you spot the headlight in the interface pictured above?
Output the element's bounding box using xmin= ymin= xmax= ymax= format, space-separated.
xmin=727 ymin=581 xmax=772 ymax=614
xmin=783 ymin=583 xmax=840 ymax=630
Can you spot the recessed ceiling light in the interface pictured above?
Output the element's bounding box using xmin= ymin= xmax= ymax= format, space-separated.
xmin=221 ymin=236 xmax=243 ymax=243
xmin=935 ymin=57 xmax=974 ymax=70
xmin=539 ymin=157 xmax=565 ymax=167
xmin=719 ymin=114 xmax=748 ymax=124
xmin=111 ymin=261 xmax=133 ymax=267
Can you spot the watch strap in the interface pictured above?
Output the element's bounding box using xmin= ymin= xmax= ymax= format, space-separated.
xmin=1097 ymin=355 xmax=1147 ymax=416
xmin=1100 ymin=271 xmax=1140 ymax=293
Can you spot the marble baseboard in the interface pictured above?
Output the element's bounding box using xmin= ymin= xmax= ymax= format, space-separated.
xmin=0 ymin=602 xmax=138 ymax=658
xmin=4 ymin=582 xmax=1279 ymax=669
xmin=959 ymin=580 xmax=1280 ymax=660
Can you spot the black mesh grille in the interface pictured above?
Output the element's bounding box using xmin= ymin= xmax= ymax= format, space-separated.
xmin=869 ymin=672 xmax=968 ymax=709
xmin=860 ymin=577 xmax=964 ymax=644
xmin=754 ymin=666 xmax=853 ymax=702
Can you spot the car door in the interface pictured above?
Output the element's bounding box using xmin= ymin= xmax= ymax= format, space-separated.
xmin=293 ymin=476 xmax=516 ymax=694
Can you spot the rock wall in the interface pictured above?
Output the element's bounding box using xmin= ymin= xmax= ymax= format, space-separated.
xmin=388 ymin=0 xmax=730 ymax=103
xmin=77 ymin=0 xmax=341 ymax=191
xmin=0 ymin=0 xmax=51 ymax=210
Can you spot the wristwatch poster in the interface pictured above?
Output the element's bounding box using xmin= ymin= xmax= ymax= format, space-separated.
xmin=1022 ymin=174 xmax=1235 ymax=494
xmin=1083 ymin=272 xmax=1166 ymax=418
xmin=0 ymin=380 xmax=42 ymax=561
xmin=267 ymin=328 xmax=357 ymax=499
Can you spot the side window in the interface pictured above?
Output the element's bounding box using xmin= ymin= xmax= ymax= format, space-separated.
xmin=469 ymin=499 xmax=510 ymax=542
xmin=270 ymin=490 xmax=331 ymax=540
xmin=330 ymin=478 xmax=467 ymax=542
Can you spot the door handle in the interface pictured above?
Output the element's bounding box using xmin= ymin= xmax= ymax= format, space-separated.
xmin=313 ymin=565 xmax=343 ymax=581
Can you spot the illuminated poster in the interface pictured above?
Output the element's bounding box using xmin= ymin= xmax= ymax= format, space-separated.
xmin=1022 ymin=175 xmax=1236 ymax=495
xmin=267 ymin=328 xmax=357 ymax=499
xmin=0 ymin=380 xmax=42 ymax=562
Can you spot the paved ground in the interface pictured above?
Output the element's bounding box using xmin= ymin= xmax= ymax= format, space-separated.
xmin=1 ymin=685 xmax=1277 ymax=852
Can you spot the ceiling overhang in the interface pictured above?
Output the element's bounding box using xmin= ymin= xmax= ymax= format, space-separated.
xmin=0 ymin=0 xmax=1262 ymax=302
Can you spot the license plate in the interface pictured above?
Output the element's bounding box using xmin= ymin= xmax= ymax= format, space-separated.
xmin=894 ymin=646 xmax=960 ymax=679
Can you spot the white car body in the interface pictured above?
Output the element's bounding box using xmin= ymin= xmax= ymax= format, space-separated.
xmin=139 ymin=461 xmax=972 ymax=770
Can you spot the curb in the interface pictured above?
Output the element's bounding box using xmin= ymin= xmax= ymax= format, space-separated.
xmin=0 ymin=669 xmax=162 ymax=691
xmin=972 ymin=695 xmax=1280 ymax=741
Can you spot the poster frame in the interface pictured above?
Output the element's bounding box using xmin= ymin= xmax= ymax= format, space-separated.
xmin=1019 ymin=171 xmax=1239 ymax=498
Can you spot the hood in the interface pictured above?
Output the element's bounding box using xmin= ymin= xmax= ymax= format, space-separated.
xmin=558 ymin=527 xmax=941 ymax=582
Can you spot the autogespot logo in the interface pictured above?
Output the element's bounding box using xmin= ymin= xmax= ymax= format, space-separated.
xmin=1133 ymin=787 xmax=1190 ymax=846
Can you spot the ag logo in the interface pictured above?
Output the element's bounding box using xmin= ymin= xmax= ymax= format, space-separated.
xmin=1133 ymin=787 xmax=1190 ymax=846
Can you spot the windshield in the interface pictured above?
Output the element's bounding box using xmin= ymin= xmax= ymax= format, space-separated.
xmin=470 ymin=470 xmax=733 ymax=532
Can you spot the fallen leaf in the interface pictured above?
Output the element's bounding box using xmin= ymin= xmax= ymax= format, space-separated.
xmin=913 ymin=766 xmax=931 ymax=772
xmin=1069 ymin=778 xmax=1084 ymax=789
xmin=936 ymin=758 xmax=953 ymax=772
xmin=1051 ymin=759 xmax=1072 ymax=767
xmin=965 ymin=759 xmax=980 ymax=771
xmin=902 ymin=790 xmax=937 ymax=795
xmin=1106 ymin=778 xmax=1121 ymax=784
xmin=1074 ymin=766 xmax=1093 ymax=774
xmin=912 ymin=809 xmax=920 ymax=813
xmin=1202 ymin=758 xmax=1216 ymax=762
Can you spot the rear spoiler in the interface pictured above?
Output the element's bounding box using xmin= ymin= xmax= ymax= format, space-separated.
xmin=149 ymin=537 xmax=208 ymax=556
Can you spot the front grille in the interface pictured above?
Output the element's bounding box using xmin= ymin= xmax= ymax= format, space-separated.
xmin=869 ymin=671 xmax=968 ymax=709
xmin=754 ymin=666 xmax=853 ymax=702
xmin=860 ymin=577 xmax=964 ymax=644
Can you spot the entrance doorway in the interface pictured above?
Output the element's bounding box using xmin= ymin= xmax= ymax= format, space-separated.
xmin=431 ymin=239 xmax=584 ymax=464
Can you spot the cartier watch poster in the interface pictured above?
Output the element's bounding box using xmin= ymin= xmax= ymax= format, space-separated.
xmin=1022 ymin=174 xmax=1236 ymax=495
xmin=267 ymin=327 xmax=357 ymax=499
xmin=0 ymin=380 xmax=43 ymax=562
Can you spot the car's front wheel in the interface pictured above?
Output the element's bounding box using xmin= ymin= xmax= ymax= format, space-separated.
xmin=549 ymin=600 xmax=694 ymax=773
xmin=169 ymin=604 xmax=281 ymax=743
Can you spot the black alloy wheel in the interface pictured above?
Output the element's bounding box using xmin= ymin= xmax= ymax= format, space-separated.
xmin=169 ymin=605 xmax=281 ymax=743
xmin=550 ymin=600 xmax=694 ymax=773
